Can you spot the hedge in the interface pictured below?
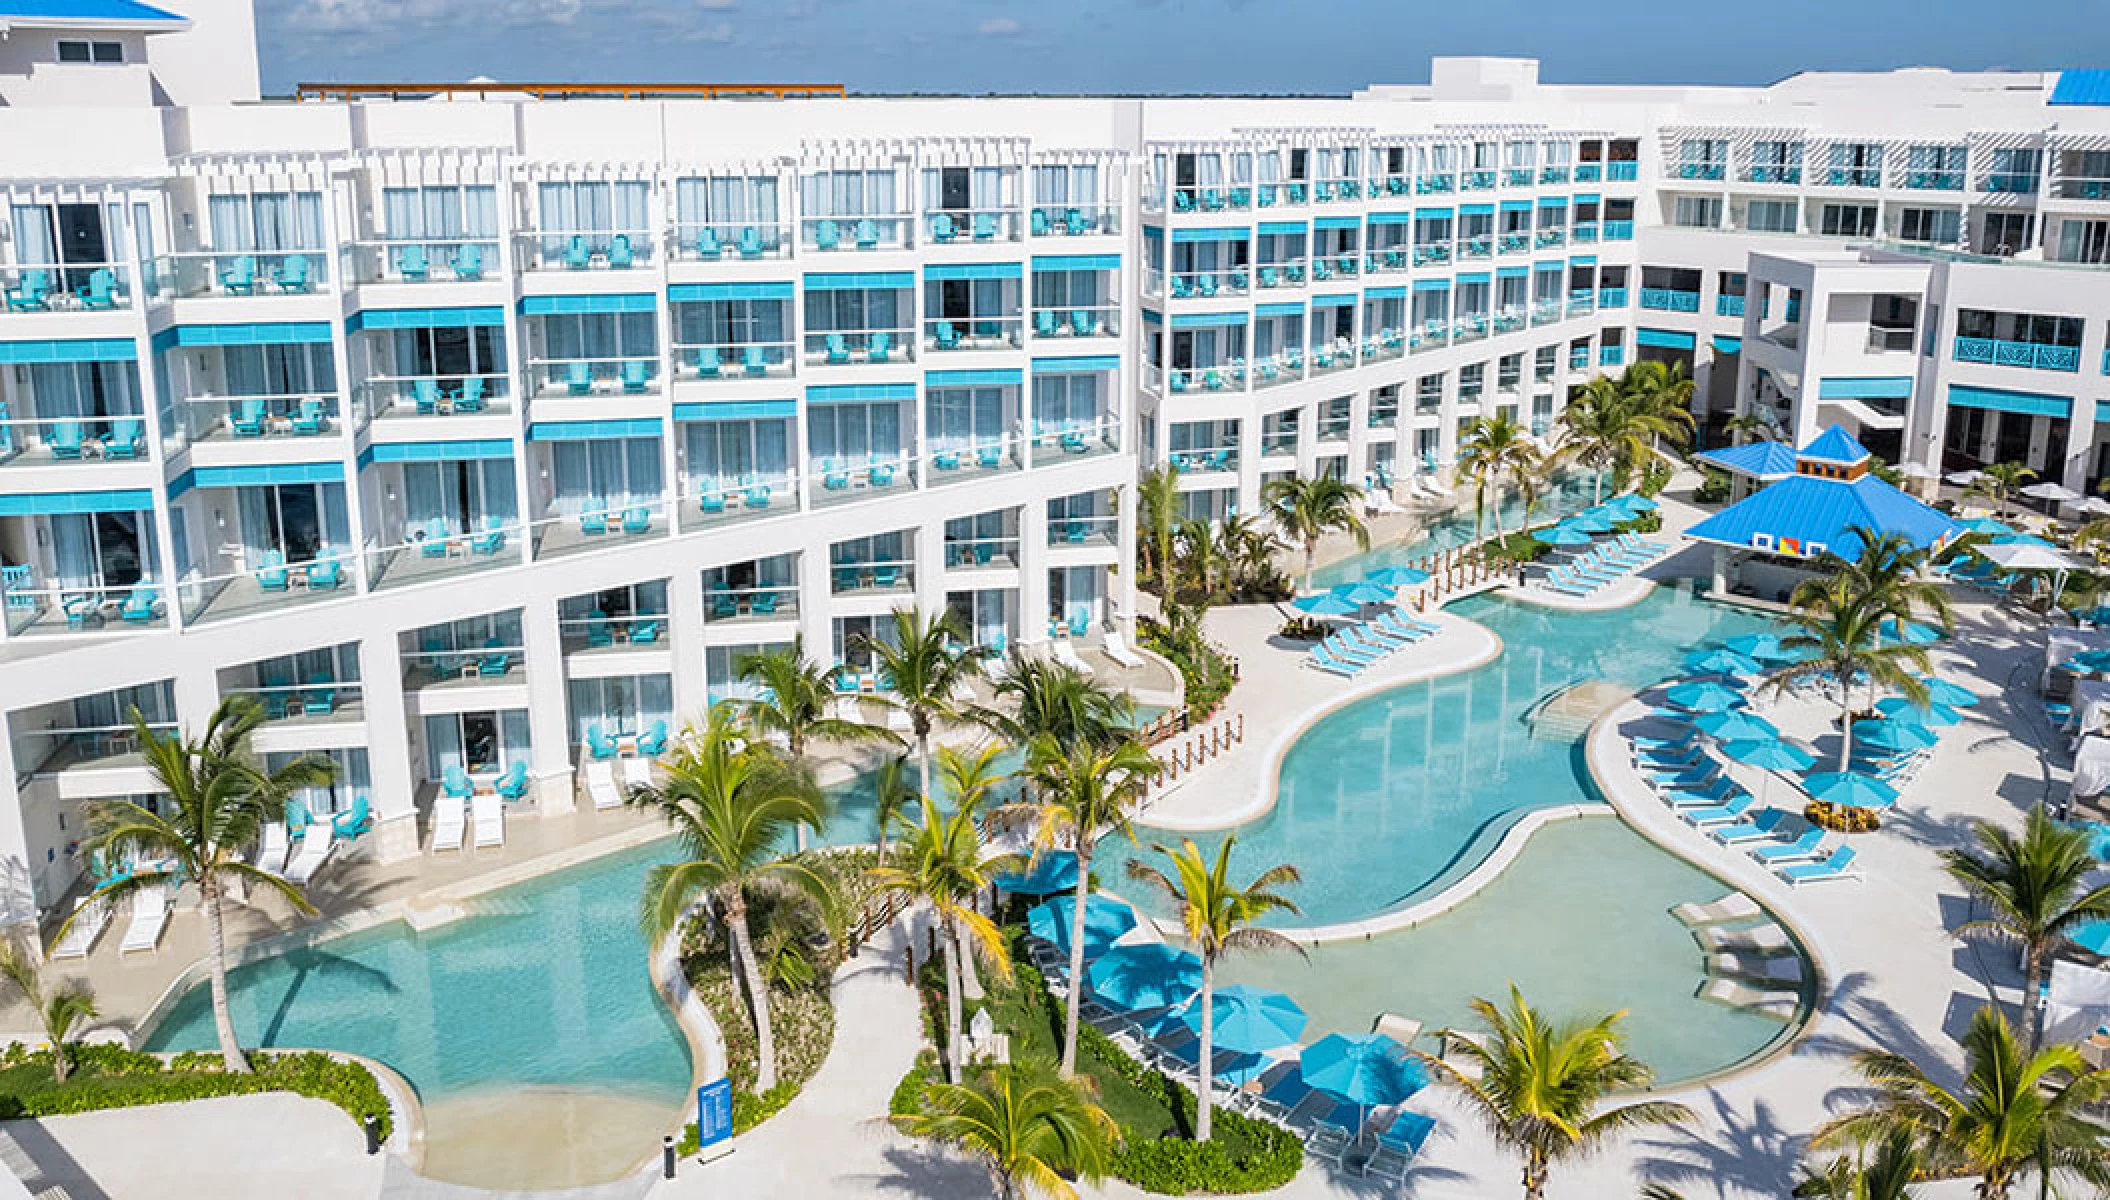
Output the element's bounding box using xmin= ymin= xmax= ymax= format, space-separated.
xmin=0 ymin=1043 xmax=392 ymax=1141
xmin=1076 ymin=1023 xmax=1303 ymax=1194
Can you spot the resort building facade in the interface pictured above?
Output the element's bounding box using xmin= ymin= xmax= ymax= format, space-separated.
xmin=1 ymin=0 xmax=2107 ymax=928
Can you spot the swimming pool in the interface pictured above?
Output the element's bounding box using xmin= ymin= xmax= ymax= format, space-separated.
xmin=144 ymin=840 xmax=693 ymax=1188
xmin=1309 ymin=471 xmax=1605 ymax=591
xmin=1100 ymin=588 xmax=1779 ymax=927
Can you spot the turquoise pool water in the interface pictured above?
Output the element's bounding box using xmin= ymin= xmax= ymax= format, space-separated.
xmin=1309 ymin=471 xmax=1605 ymax=590
xmin=1216 ymin=817 xmax=1800 ymax=1085
xmin=145 ymin=841 xmax=693 ymax=1168
xmin=1100 ymin=587 xmax=1778 ymax=927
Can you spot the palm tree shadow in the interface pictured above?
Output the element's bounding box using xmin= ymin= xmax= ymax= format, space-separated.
xmin=256 ymin=943 xmax=400 ymax=1048
xmin=1632 ymin=1090 xmax=1802 ymax=1198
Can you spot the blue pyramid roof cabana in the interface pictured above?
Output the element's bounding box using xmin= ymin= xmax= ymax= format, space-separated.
xmin=1685 ymin=426 xmax=1960 ymax=563
xmin=1694 ymin=439 xmax=1798 ymax=482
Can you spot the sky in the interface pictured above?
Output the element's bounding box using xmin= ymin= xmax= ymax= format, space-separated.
xmin=255 ymin=0 xmax=2108 ymax=97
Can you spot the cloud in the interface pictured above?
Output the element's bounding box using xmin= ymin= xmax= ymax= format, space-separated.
xmin=976 ymin=16 xmax=1021 ymax=35
xmin=270 ymin=0 xmax=745 ymax=44
xmin=695 ymin=0 xmax=739 ymax=9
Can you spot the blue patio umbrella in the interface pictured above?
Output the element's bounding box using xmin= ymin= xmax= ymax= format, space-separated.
xmin=1169 ymin=984 xmax=1308 ymax=1056
xmin=1724 ymin=633 xmax=1796 ymax=664
xmin=1566 ymin=509 xmax=1616 ymax=533
xmin=1693 ymin=709 xmax=1780 ymax=741
xmin=1876 ymin=696 xmax=1961 ymax=727
xmin=1853 ymin=718 xmax=1939 ymax=753
xmin=1087 ymin=943 xmax=1203 ymax=1012
xmin=1721 ymin=738 xmax=1816 ymax=773
xmin=1878 ymin=617 xmax=1943 ymax=645
xmin=1925 ymin=678 xmax=1980 ymax=707
xmin=2065 ymin=649 xmax=2110 ymax=674
xmin=1684 ymin=648 xmax=1761 ymax=677
xmin=1293 ymin=591 xmax=1362 ymax=617
xmin=1331 ymin=581 xmax=1394 ymax=607
xmin=994 ymin=850 xmax=1079 ymax=896
xmin=1365 ymin=565 xmax=1431 ymax=588
xmin=1962 ymin=517 xmax=2014 ymax=536
xmin=1665 ymin=680 xmax=1747 ymax=713
xmin=1533 ymin=523 xmax=1594 ymax=547
xmin=1162 ymin=1037 xmax=1273 ymax=1087
xmin=1301 ymin=1033 xmax=1427 ymax=1132
xmin=1027 ymin=893 xmax=1136 ymax=957
xmin=1986 ymin=534 xmax=2055 ymax=549
xmin=1617 ymin=493 xmax=1660 ymax=512
xmin=2071 ymin=918 xmax=2110 ymax=956
xmin=1802 ymin=771 xmax=1899 ymax=810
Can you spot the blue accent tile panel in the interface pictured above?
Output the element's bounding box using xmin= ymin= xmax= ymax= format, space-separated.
xmin=361 ymin=439 xmax=514 ymax=464
xmin=1636 ymin=328 xmax=1697 ymax=351
xmin=922 ymin=262 xmax=1023 ymax=282
xmin=184 ymin=461 xmax=345 ymax=489
xmin=1311 ymin=293 xmax=1357 ymax=307
xmin=1366 ymin=212 xmax=1414 ymax=226
xmin=1254 ymin=302 xmax=1305 ymax=317
xmin=1816 ymin=376 xmax=1912 ymax=401
xmin=1364 ymin=286 xmax=1408 ymax=300
xmin=167 ymin=322 xmax=334 ymax=348
xmin=1170 ymin=312 xmax=1247 ymax=329
xmin=1712 ymin=335 xmax=1743 ymax=354
xmin=1257 ymin=221 xmax=1307 ymax=236
xmin=800 ymin=272 xmax=914 ymax=292
xmin=926 ymin=368 xmax=1023 ymax=388
xmin=1030 ymin=356 xmax=1120 ymax=375
xmin=519 ymin=293 xmax=657 ymax=315
xmin=806 ymin=383 xmax=916 ymax=404
xmin=1170 ymin=227 xmax=1249 ymax=243
xmin=526 ymin=418 xmax=663 ymax=441
xmin=1313 ymin=216 xmax=1361 ymax=230
xmin=0 ymin=488 xmax=155 ymax=517
xmin=666 ymin=282 xmax=794 ymax=302
xmin=1946 ymin=384 xmax=2071 ymax=419
xmin=0 ymin=338 xmax=137 ymax=364
xmin=346 ymin=306 xmax=506 ymax=334
xmin=1029 ymin=255 xmax=1122 ymax=272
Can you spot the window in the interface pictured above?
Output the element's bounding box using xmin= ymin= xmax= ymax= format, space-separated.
xmin=1897 ymin=207 xmax=1961 ymax=244
xmin=1981 ymin=212 xmax=2034 ymax=256
xmin=1818 ymin=204 xmax=1877 ymax=238
xmin=1672 ymin=196 xmax=1721 ymax=229
xmin=57 ymin=40 xmax=123 ymax=64
xmin=1745 ymin=199 xmax=1797 ymax=234
xmin=1458 ymin=363 xmax=1484 ymax=403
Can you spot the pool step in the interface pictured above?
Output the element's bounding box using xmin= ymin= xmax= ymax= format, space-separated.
xmin=1525 ymin=679 xmax=1636 ymax=741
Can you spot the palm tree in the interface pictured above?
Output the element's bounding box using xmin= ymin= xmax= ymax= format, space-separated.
xmin=1262 ymin=474 xmax=1369 ymax=592
xmin=1138 ymin=466 xmax=1183 ymax=594
xmin=1621 ymin=359 xmax=1698 ymax=459
xmin=1812 ymin=1006 xmax=2110 ymax=1200
xmin=871 ymin=753 xmax=918 ymax=864
xmin=1419 ymin=985 xmax=1693 ymax=1200
xmin=985 ymin=656 xmax=1133 ymax=755
xmin=1124 ymin=836 xmax=1302 ymax=1141
xmin=1943 ymin=808 xmax=2110 ymax=1046
xmin=861 ymin=606 xmax=982 ymax=805
xmin=0 ymin=935 xmax=96 ymax=1083
xmin=627 ymin=707 xmax=834 ymax=1092
xmin=1723 ymin=411 xmax=1778 ymax=445
xmin=1969 ymin=462 xmax=2038 ymax=516
xmin=1015 ymin=735 xmax=1160 ymax=1075
xmin=1555 ymin=376 xmax=1648 ymax=506
xmin=1456 ymin=413 xmax=1542 ymax=540
xmin=62 ymin=699 xmax=333 ymax=1073
xmin=891 ymin=1056 xmax=1119 ymax=1200
xmin=871 ymin=790 xmax=1010 ymax=1083
xmin=1222 ymin=514 xmax=1285 ymax=597
xmin=1767 ymin=575 xmax=1935 ymax=770
xmin=1793 ymin=1129 xmax=1922 ymax=1200
xmin=1176 ymin=518 xmax=1226 ymax=602
xmin=736 ymin=637 xmax=899 ymax=762
xmin=1825 ymin=529 xmax=1955 ymax=641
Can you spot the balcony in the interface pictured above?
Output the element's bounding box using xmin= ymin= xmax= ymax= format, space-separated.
xmin=1902 ymin=171 xmax=1963 ymax=192
xmin=1366 ymin=247 xmax=1411 ymax=274
xmin=926 ymin=434 xmax=1023 ymax=485
xmin=1169 ymin=363 xmax=1248 ymax=393
xmin=1048 ymin=514 xmax=1117 ymax=550
xmin=1308 ymin=254 xmax=1360 ymax=283
xmin=1640 ymin=288 xmax=1700 ymax=313
xmin=1822 ymin=168 xmax=1882 ymax=188
xmin=830 ymin=557 xmax=915 ymax=598
xmin=1 ymin=262 xmax=136 ymax=312
xmin=925 ymin=209 xmax=1023 ymax=244
xmin=354 ymin=374 xmax=511 ymax=426
xmin=530 ymin=354 xmax=665 ymax=398
xmin=804 ymin=326 xmax=917 ymax=367
xmin=812 ymin=457 xmax=916 ymax=508
xmin=704 ymin=581 xmax=798 ymax=625
xmin=1253 ymin=262 xmax=1307 ymax=289
xmin=1362 ymin=327 xmax=1407 ymax=362
xmin=528 ymin=499 xmax=669 ymax=563
xmin=1168 ymin=445 xmax=1238 ymax=474
xmin=1953 ymin=336 xmax=2081 ymax=373
xmin=148 ymin=251 xmax=328 ymax=301
xmin=689 ymin=470 xmax=799 ymax=531
xmin=673 ymin=341 xmax=796 ymax=382
xmin=943 ymin=534 xmax=1021 ymax=571
xmin=1866 ymin=326 xmax=1914 ymax=354
xmin=1374 ymin=177 xmax=1413 ymax=199
xmin=0 ymin=413 xmax=149 ymax=466
xmin=1716 ymin=294 xmax=1745 ymax=318
xmin=1984 ymin=173 xmax=2040 ymax=195
xmin=1572 ymin=222 xmax=1599 ymax=244
xmin=1600 ymin=345 xmax=1625 ymax=366
xmin=1310 ymin=337 xmax=1356 ymax=376
xmin=514 ymin=231 xmax=655 ymax=273
xmin=1569 ymin=346 xmax=1590 ymax=370
xmin=3 ymin=578 xmax=167 ymax=637
xmin=1602 ymin=220 xmax=1635 ymax=241
xmin=801 ymin=215 xmax=912 ymax=253
xmin=1497 ymin=233 xmax=1531 ymax=255
xmin=1171 ymin=187 xmax=1252 ymax=214
xmin=1416 ymin=175 xmax=1456 ymax=196
xmin=1412 ymin=244 xmax=1451 ymax=267
xmin=1169 ymin=269 xmax=1249 ymax=300
xmin=1541 ymin=167 xmax=1570 ymax=185
xmin=1599 ymin=287 xmax=1628 ymax=308
xmin=1031 ymin=416 xmax=1121 ymax=463
xmin=179 ymin=551 xmax=354 ymax=626
xmin=1030 ymin=205 xmax=1119 ymax=237
xmin=1504 ymin=169 xmax=1535 ymax=187
xmin=343 ymin=239 xmax=498 ymax=285
xmin=560 ymin=608 xmax=671 ymax=654
xmin=362 ymin=520 xmax=519 ymax=592
xmin=1451 ymin=314 xmax=1488 ymax=344
xmin=1030 ymin=306 xmax=1119 ymax=341
xmin=1535 ymin=229 xmax=1566 ymax=249
xmin=1531 ymin=299 xmax=1562 ymax=326
xmin=1459 ymin=235 xmax=1492 ymax=259
xmin=1462 ymin=170 xmax=1496 ymax=191
xmin=923 ymin=318 xmax=1022 ymax=354
xmin=1676 ymin=163 xmax=1726 ymax=181
xmin=1607 ymin=162 xmax=1639 ymax=182
xmin=1568 ymin=291 xmax=1596 ymax=318
xmin=2057 ymin=178 xmax=2110 ymax=201
xmin=1575 ymin=164 xmax=1603 ymax=183
xmin=1744 ymin=166 xmax=1802 ymax=185
xmin=1256 ymin=182 xmax=1308 ymax=207
xmin=667 ymin=221 xmax=794 ymax=263
xmin=1313 ymin=180 xmax=1362 ymax=203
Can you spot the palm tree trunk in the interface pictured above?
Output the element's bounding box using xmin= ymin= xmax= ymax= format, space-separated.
xmin=1592 ymin=468 xmax=1603 ymax=506
xmin=50 ymin=1021 xmax=69 ymax=1084
xmin=2024 ymin=945 xmax=2046 ymax=1049
xmin=727 ymin=891 xmax=779 ymax=1092
xmin=203 ymin=873 xmax=251 ymax=1073
xmin=941 ymin=912 xmax=965 ymax=1084
xmin=1838 ymin=683 xmax=1856 ymax=771
xmin=1523 ymin=1152 xmax=1549 ymax=1200
xmin=1196 ymin=959 xmax=1214 ymax=1142
xmin=1303 ymin=541 xmax=1317 ymax=593
xmin=1060 ymin=852 xmax=1091 ymax=1076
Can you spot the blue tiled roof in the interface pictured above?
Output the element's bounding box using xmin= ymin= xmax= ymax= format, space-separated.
xmin=2051 ymin=70 xmax=2110 ymax=107
xmin=1685 ymin=473 xmax=1960 ymax=562
xmin=1694 ymin=440 xmax=1797 ymax=481
xmin=1798 ymin=425 xmax=1872 ymax=465
xmin=0 ymin=0 xmax=186 ymax=23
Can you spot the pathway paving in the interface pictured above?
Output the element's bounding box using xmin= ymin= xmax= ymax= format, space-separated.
xmin=0 ymin=1093 xmax=383 ymax=1200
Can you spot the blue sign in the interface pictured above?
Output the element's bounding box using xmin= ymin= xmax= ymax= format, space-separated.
xmin=697 ymin=1078 xmax=734 ymax=1149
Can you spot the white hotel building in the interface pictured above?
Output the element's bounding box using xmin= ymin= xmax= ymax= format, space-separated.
xmin=0 ymin=0 xmax=2107 ymax=926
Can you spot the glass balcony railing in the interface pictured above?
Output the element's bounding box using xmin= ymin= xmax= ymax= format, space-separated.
xmin=1366 ymin=247 xmax=1412 ymax=273
xmin=830 ymin=558 xmax=915 ymax=597
xmin=1253 ymin=261 xmax=1308 ymax=289
xmin=1029 ymin=416 xmax=1120 ymax=463
xmin=690 ymin=470 xmax=798 ymax=528
xmin=1169 ymin=269 xmax=1249 ymax=299
xmin=1 ymin=262 xmax=136 ymax=312
xmin=1531 ymin=299 xmax=1563 ymax=325
xmin=529 ymin=499 xmax=670 ymax=563
xmin=1171 ymin=186 xmax=1253 ymax=214
xmin=1460 ymin=235 xmax=1492 ymax=259
xmin=1716 ymin=294 xmax=1746 ymax=317
xmin=667 ymin=221 xmax=793 ymax=262
xmin=1462 ymin=170 xmax=1496 ymax=190
xmin=1541 ymin=166 xmax=1570 ymax=185
xmin=179 ymin=550 xmax=355 ymax=626
xmin=1569 ymin=346 xmax=1590 ymax=370
xmin=1676 ymin=162 xmax=1726 ymax=181
xmin=1255 ymin=182 xmax=1309 ymax=207
xmin=1822 ymin=167 xmax=1882 ymax=188
xmin=1744 ymin=166 xmax=1802 ymax=184
xmin=704 ymin=582 xmax=798 ymax=624
xmin=1953 ymin=336 xmax=2081 ymax=372
xmin=354 ymin=374 xmax=510 ymax=424
xmin=514 ymin=231 xmax=655 ymax=273
xmin=1504 ymin=168 xmax=1535 ymax=187
xmin=559 ymin=610 xmax=670 ymax=652
xmin=1640 ymin=288 xmax=1701 ymax=312
xmin=0 ymin=413 xmax=149 ymax=465
xmin=1866 ymin=327 xmax=1914 ymax=354
xmin=804 ymin=326 xmax=916 ymax=366
xmin=148 ymin=250 xmax=328 ymax=301
xmin=1599 ymin=287 xmax=1628 ymax=308
xmin=1047 ymin=515 xmax=1116 ymax=549
xmin=1169 ymin=363 xmax=1249 ymax=393
xmin=811 ymin=456 xmax=916 ymax=507
xmin=1168 ymin=445 xmax=1237 ymax=472
xmin=1416 ymin=175 xmax=1456 ymax=195
xmin=1574 ymin=164 xmax=1603 ymax=182
xmin=1535 ymin=229 xmax=1566 ymax=249
xmin=1362 ymin=327 xmax=1407 ymax=362
xmin=1308 ymin=254 xmax=1360 ymax=282
xmin=1312 ymin=179 xmax=1362 ymax=203
xmin=926 ymin=433 xmax=1023 ymax=481
xmin=1607 ymin=162 xmax=1638 ymax=182
xmin=1902 ymin=171 xmax=1963 ymax=192
xmin=342 ymin=239 xmax=498 ymax=285
xmin=1572 ymin=222 xmax=1599 ymax=244
xmin=1030 ymin=306 xmax=1119 ymax=340
xmin=1451 ymin=314 xmax=1488 ymax=343
xmin=1600 ymin=345 xmax=1626 ymax=366
xmin=923 ymin=318 xmax=1022 ymax=353
xmin=181 ymin=393 xmax=341 ymax=443
xmin=1497 ymin=232 xmax=1531 ymax=254
xmin=2 ymin=579 xmax=166 ymax=636
xmin=2057 ymin=178 xmax=2110 ymax=201
xmin=1602 ymin=220 xmax=1635 ymax=240
xmin=1568 ymin=291 xmax=1596 ymax=318
xmin=1373 ymin=177 xmax=1413 ymax=198
xmin=925 ymin=208 xmax=1022 ymax=243
xmin=363 ymin=520 xmax=520 ymax=591
xmin=1983 ymin=173 xmax=2040 ymax=194
xmin=673 ymin=341 xmax=795 ymax=381
xmin=801 ymin=215 xmax=912 ymax=252
xmin=1029 ymin=204 xmax=1119 ymax=237
xmin=530 ymin=354 xmax=664 ymax=396
xmin=1412 ymin=244 xmax=1451 ymax=267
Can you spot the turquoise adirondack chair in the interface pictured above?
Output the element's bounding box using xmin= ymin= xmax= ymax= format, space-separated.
xmin=395 ymin=244 xmax=429 ymax=281
xmin=255 ymin=548 xmax=289 ymax=592
xmin=48 ymin=420 xmax=83 ymax=459
xmin=607 ymin=234 xmax=634 ymax=269
xmin=78 ymin=268 xmax=118 ymax=310
xmin=619 ymin=360 xmax=650 ymax=393
xmin=454 ymin=377 xmax=487 ymax=412
xmin=414 ymin=378 xmax=442 ymax=415
xmin=495 ymin=762 xmax=529 ymax=801
xmin=274 ymin=254 xmax=311 ymax=293
xmin=695 ymin=227 xmax=722 ymax=260
xmin=693 ymin=345 xmax=722 ymax=378
xmin=119 ymin=584 xmax=158 ymax=624
xmin=307 ymin=556 xmax=343 ymax=590
xmin=6 ymin=269 xmax=50 ymax=311
xmin=219 ymin=254 xmax=257 ymax=295
xmin=815 ymin=219 xmax=841 ymax=250
xmin=452 ymin=242 xmax=484 ymax=280
xmin=420 ymin=517 xmax=451 ymax=558
xmin=854 ymin=218 xmax=879 ymax=248
xmin=563 ymin=235 xmax=592 ymax=269
xmin=230 ymin=396 xmax=266 ymax=437
xmin=291 ymin=398 xmax=326 ymax=434
xmin=737 ymin=227 xmax=764 ymax=259
xmin=566 ymin=362 xmax=593 ymax=394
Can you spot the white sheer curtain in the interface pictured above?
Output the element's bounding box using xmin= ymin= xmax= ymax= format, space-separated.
xmin=10 ymin=206 xmax=54 ymax=266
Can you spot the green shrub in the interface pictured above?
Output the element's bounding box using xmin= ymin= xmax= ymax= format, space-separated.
xmin=0 ymin=1046 xmax=391 ymax=1141
xmin=678 ymin=898 xmax=840 ymax=1138
xmin=889 ymin=1049 xmax=938 ymax=1117
xmin=1490 ymin=532 xmax=1548 ymax=564
xmin=1694 ymin=467 xmax=1731 ymax=505
xmin=1076 ymin=1023 xmax=1303 ymax=1194
xmin=1639 ymin=459 xmax=1674 ymax=498
xmin=1276 ymin=615 xmax=1329 ymax=642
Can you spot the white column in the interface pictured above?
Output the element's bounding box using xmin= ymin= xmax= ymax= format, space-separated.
xmin=796 ymin=548 xmax=835 ymax=664
xmin=669 ymin=569 xmax=710 ymax=726
xmin=0 ymin=735 xmax=33 ymax=925
xmin=358 ymin=634 xmax=420 ymax=863
xmin=1114 ymin=479 xmax=1139 ymax=637
xmin=1020 ymin=501 xmax=1051 ymax=643
xmin=520 ymin=595 xmax=576 ymax=815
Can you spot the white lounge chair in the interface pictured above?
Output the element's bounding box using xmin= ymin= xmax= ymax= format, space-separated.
xmin=1707 ymin=950 xmax=1804 ymax=985
xmin=50 ymin=895 xmax=110 ymax=961
xmin=621 ymin=755 xmax=654 ymax=789
xmin=255 ymin=821 xmax=289 ymax=876
xmin=285 ymin=826 xmax=334 ymax=885
xmin=472 ymin=793 xmax=505 ymax=848
xmin=1103 ymin=630 xmax=1144 ymax=669
xmin=585 ymin=760 xmax=624 ymax=810
xmin=1694 ymin=922 xmax=1793 ymax=956
xmin=431 ymin=793 xmax=467 ymax=853
xmin=1670 ymin=892 xmax=1762 ymax=927
xmin=119 ymin=885 xmax=168 ymax=954
xmin=1051 ymin=638 xmax=1094 ymax=676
